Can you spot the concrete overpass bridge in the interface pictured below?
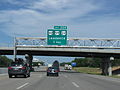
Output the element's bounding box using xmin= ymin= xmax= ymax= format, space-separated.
xmin=1 ymin=37 xmax=120 ymax=76
xmin=0 ymin=46 xmax=120 ymax=58
xmin=1 ymin=37 xmax=120 ymax=57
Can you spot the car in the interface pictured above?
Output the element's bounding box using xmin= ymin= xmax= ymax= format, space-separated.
xmin=47 ymin=67 xmax=59 ymax=76
xmin=8 ymin=61 xmax=30 ymax=78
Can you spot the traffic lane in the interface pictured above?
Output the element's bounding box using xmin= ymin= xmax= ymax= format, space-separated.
xmin=0 ymin=68 xmax=8 ymax=74
xmin=64 ymin=71 xmax=120 ymax=90
xmin=1 ymin=70 xmax=120 ymax=90
xmin=0 ymin=72 xmax=45 ymax=90
xmin=21 ymin=73 xmax=79 ymax=90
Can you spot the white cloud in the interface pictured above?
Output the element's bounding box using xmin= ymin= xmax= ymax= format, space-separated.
xmin=68 ymin=16 xmax=120 ymax=38
xmin=0 ymin=0 xmax=100 ymax=37
xmin=1 ymin=0 xmax=120 ymax=38
xmin=29 ymin=0 xmax=99 ymax=19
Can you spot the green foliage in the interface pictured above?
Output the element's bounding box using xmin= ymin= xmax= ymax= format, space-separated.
xmin=60 ymin=62 xmax=71 ymax=66
xmin=72 ymin=58 xmax=102 ymax=68
xmin=32 ymin=61 xmax=44 ymax=66
xmin=112 ymin=59 xmax=120 ymax=66
xmin=0 ymin=55 xmax=12 ymax=67
xmin=72 ymin=57 xmax=120 ymax=68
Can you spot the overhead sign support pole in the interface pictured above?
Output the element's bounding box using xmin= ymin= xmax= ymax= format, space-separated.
xmin=14 ymin=37 xmax=17 ymax=61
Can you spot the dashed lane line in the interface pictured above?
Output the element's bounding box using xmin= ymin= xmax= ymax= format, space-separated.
xmin=72 ymin=82 xmax=79 ymax=88
xmin=16 ymin=83 xmax=29 ymax=90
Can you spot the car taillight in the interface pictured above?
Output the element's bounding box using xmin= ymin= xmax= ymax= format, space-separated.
xmin=8 ymin=67 xmax=12 ymax=69
xmin=21 ymin=67 xmax=26 ymax=69
xmin=55 ymin=70 xmax=58 ymax=72
xmin=47 ymin=70 xmax=50 ymax=72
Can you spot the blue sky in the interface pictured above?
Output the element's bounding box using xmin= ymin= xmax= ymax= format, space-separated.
xmin=0 ymin=0 xmax=120 ymax=62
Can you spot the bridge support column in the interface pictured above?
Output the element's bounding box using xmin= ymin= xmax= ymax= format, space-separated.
xmin=25 ymin=54 xmax=33 ymax=71
xmin=108 ymin=60 xmax=112 ymax=76
xmin=101 ymin=58 xmax=113 ymax=76
xmin=101 ymin=58 xmax=109 ymax=76
xmin=108 ymin=57 xmax=114 ymax=76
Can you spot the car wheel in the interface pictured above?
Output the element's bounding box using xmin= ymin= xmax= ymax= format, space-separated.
xmin=56 ymin=73 xmax=59 ymax=76
xmin=47 ymin=73 xmax=49 ymax=76
xmin=28 ymin=73 xmax=30 ymax=77
xmin=9 ymin=74 xmax=12 ymax=78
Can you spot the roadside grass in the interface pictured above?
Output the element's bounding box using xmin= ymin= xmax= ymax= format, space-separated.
xmin=111 ymin=75 xmax=120 ymax=78
xmin=73 ymin=67 xmax=102 ymax=75
xmin=73 ymin=66 xmax=120 ymax=78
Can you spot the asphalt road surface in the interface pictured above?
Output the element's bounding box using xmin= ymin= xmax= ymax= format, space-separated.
xmin=0 ymin=68 xmax=8 ymax=74
xmin=0 ymin=67 xmax=120 ymax=90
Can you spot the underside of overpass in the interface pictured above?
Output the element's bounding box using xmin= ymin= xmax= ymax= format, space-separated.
xmin=0 ymin=49 xmax=120 ymax=58
xmin=1 ymin=47 xmax=120 ymax=76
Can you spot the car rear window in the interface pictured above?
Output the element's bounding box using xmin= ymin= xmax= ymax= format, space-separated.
xmin=48 ymin=67 xmax=58 ymax=70
xmin=11 ymin=62 xmax=24 ymax=66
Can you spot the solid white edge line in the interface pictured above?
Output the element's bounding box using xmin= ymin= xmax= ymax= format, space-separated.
xmin=16 ymin=83 xmax=29 ymax=90
xmin=72 ymin=82 xmax=79 ymax=88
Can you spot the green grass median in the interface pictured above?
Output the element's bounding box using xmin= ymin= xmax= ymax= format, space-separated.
xmin=73 ymin=67 xmax=102 ymax=75
xmin=73 ymin=67 xmax=120 ymax=78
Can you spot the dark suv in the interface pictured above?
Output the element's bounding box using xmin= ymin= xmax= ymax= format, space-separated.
xmin=8 ymin=61 xmax=30 ymax=78
xmin=47 ymin=67 xmax=59 ymax=76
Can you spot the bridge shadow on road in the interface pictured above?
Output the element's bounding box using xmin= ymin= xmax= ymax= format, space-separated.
xmin=112 ymin=68 xmax=120 ymax=75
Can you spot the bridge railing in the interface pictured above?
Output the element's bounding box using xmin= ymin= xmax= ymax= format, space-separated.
xmin=14 ymin=37 xmax=120 ymax=48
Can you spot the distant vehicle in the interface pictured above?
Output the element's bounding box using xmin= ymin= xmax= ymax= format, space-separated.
xmin=47 ymin=67 xmax=59 ymax=76
xmin=48 ymin=64 xmax=52 ymax=67
xmin=64 ymin=64 xmax=72 ymax=70
xmin=8 ymin=58 xmax=30 ymax=78
xmin=52 ymin=60 xmax=60 ymax=72
xmin=68 ymin=65 xmax=72 ymax=70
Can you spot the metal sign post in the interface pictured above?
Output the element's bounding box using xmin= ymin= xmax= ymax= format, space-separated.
xmin=14 ymin=37 xmax=17 ymax=61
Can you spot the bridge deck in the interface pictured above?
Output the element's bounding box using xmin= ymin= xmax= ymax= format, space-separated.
xmin=0 ymin=47 xmax=120 ymax=58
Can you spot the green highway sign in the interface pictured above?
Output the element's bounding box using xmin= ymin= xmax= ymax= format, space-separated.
xmin=47 ymin=29 xmax=67 ymax=45
xmin=54 ymin=26 xmax=67 ymax=30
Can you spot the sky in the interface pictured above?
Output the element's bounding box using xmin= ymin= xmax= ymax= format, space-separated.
xmin=0 ymin=0 xmax=120 ymax=63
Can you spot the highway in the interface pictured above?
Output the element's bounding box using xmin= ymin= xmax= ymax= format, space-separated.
xmin=0 ymin=67 xmax=120 ymax=90
xmin=0 ymin=68 xmax=8 ymax=74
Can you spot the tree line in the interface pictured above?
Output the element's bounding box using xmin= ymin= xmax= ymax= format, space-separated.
xmin=0 ymin=55 xmax=12 ymax=67
xmin=60 ymin=57 xmax=120 ymax=68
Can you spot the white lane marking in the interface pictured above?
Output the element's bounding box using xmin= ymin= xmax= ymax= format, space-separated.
xmin=16 ymin=83 xmax=29 ymax=90
xmin=72 ymin=82 xmax=79 ymax=88
xmin=64 ymin=75 xmax=68 ymax=78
